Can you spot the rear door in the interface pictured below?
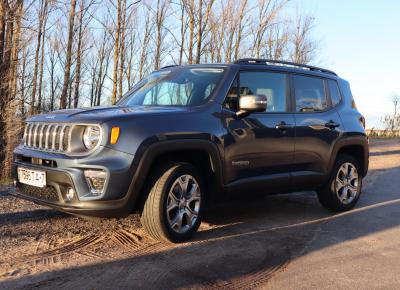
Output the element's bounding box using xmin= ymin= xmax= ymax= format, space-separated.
xmin=291 ymin=75 xmax=344 ymax=189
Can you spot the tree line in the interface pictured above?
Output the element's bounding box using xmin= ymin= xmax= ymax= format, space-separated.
xmin=0 ymin=0 xmax=318 ymax=179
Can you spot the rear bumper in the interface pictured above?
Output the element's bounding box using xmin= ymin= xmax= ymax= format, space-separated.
xmin=12 ymin=145 xmax=138 ymax=218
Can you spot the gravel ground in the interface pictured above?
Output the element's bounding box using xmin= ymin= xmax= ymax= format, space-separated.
xmin=0 ymin=138 xmax=399 ymax=289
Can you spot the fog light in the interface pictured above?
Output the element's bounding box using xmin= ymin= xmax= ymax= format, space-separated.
xmin=84 ymin=170 xmax=107 ymax=197
xmin=66 ymin=187 xmax=75 ymax=201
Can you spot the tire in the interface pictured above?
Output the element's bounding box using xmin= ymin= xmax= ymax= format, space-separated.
xmin=317 ymin=154 xmax=362 ymax=212
xmin=141 ymin=163 xmax=204 ymax=243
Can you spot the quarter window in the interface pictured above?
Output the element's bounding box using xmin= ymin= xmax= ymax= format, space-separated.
xmin=224 ymin=77 xmax=239 ymax=111
xmin=293 ymin=75 xmax=327 ymax=112
xmin=328 ymin=80 xmax=342 ymax=106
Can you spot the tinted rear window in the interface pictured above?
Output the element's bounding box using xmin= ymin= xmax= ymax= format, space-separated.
xmin=293 ymin=75 xmax=327 ymax=112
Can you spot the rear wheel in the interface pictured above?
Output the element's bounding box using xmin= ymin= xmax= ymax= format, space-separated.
xmin=141 ymin=163 xmax=203 ymax=243
xmin=317 ymin=154 xmax=362 ymax=212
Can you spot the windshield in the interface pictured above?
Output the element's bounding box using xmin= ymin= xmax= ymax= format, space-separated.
xmin=118 ymin=67 xmax=225 ymax=107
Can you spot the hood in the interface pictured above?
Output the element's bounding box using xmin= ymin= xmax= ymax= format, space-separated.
xmin=27 ymin=105 xmax=191 ymax=123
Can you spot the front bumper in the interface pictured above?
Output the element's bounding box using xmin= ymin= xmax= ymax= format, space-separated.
xmin=12 ymin=145 xmax=137 ymax=217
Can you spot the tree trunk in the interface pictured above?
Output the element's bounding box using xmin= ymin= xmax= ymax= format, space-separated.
xmin=2 ymin=0 xmax=24 ymax=178
xmin=111 ymin=0 xmax=121 ymax=105
xmin=59 ymin=0 xmax=77 ymax=109
xmin=154 ymin=0 xmax=167 ymax=70
xmin=234 ymin=0 xmax=247 ymax=61
xmin=73 ymin=0 xmax=84 ymax=109
xmin=139 ymin=8 xmax=151 ymax=79
xmin=178 ymin=1 xmax=185 ymax=65
xmin=187 ymin=0 xmax=194 ymax=64
xmin=20 ymin=46 xmax=27 ymax=116
xmin=30 ymin=0 xmax=47 ymax=115
xmin=9 ymin=0 xmax=23 ymax=101
xmin=37 ymin=6 xmax=48 ymax=112
xmin=49 ymin=47 xmax=56 ymax=111
xmin=118 ymin=0 xmax=126 ymax=100
xmin=195 ymin=0 xmax=202 ymax=64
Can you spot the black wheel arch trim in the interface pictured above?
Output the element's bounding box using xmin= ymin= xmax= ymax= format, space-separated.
xmin=327 ymin=134 xmax=369 ymax=178
xmin=125 ymin=138 xmax=224 ymax=211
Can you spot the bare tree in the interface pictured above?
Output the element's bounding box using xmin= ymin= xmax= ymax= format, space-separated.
xmin=59 ymin=0 xmax=77 ymax=109
xmin=382 ymin=95 xmax=400 ymax=132
xmin=1 ymin=0 xmax=25 ymax=177
xmin=0 ymin=0 xmax=324 ymax=180
xmin=47 ymin=35 xmax=60 ymax=111
xmin=183 ymin=0 xmax=195 ymax=64
xmin=195 ymin=0 xmax=215 ymax=63
xmin=125 ymin=10 xmax=138 ymax=89
xmin=19 ymin=45 xmax=29 ymax=115
xmin=289 ymin=13 xmax=317 ymax=64
xmin=138 ymin=6 xmax=152 ymax=79
xmin=73 ymin=0 xmax=88 ymax=108
xmin=37 ymin=1 xmax=50 ymax=112
xmin=110 ymin=0 xmax=122 ymax=105
xmin=8 ymin=0 xmax=23 ymax=101
xmin=30 ymin=0 xmax=48 ymax=115
xmin=153 ymin=0 xmax=169 ymax=70
xmin=94 ymin=28 xmax=112 ymax=106
xmin=221 ymin=0 xmax=237 ymax=62
xmin=177 ymin=0 xmax=187 ymax=65
xmin=117 ymin=0 xmax=127 ymax=100
xmin=265 ymin=23 xmax=288 ymax=60
xmin=252 ymin=0 xmax=288 ymax=59
xmin=233 ymin=0 xmax=248 ymax=61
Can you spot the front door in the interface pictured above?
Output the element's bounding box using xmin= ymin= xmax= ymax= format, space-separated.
xmin=222 ymin=70 xmax=295 ymax=194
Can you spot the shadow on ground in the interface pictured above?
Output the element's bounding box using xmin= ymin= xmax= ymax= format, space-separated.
xmin=1 ymin=164 xmax=399 ymax=289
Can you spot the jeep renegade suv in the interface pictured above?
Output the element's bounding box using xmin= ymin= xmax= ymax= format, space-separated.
xmin=12 ymin=59 xmax=369 ymax=243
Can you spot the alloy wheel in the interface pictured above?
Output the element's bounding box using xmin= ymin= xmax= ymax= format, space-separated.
xmin=335 ymin=162 xmax=359 ymax=205
xmin=166 ymin=174 xmax=201 ymax=234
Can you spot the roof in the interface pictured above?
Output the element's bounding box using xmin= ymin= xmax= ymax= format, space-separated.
xmin=159 ymin=59 xmax=339 ymax=79
xmin=234 ymin=58 xmax=337 ymax=76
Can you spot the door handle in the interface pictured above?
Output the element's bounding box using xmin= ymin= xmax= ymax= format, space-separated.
xmin=324 ymin=120 xmax=340 ymax=129
xmin=275 ymin=121 xmax=293 ymax=131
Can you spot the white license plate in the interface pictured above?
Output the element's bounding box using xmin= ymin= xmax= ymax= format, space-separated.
xmin=17 ymin=167 xmax=46 ymax=188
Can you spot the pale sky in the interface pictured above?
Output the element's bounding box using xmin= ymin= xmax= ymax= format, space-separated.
xmin=292 ymin=0 xmax=400 ymax=128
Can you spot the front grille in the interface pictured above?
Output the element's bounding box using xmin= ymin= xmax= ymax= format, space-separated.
xmin=23 ymin=123 xmax=72 ymax=153
xmin=17 ymin=183 xmax=59 ymax=202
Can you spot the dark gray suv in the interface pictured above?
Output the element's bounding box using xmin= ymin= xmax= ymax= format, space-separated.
xmin=12 ymin=59 xmax=369 ymax=242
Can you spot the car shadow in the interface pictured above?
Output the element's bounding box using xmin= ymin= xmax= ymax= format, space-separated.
xmin=369 ymin=149 xmax=400 ymax=157
xmin=0 ymin=209 xmax=65 ymax=226
xmin=1 ymin=166 xmax=400 ymax=289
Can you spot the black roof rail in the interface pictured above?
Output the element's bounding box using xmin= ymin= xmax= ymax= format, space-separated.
xmin=160 ymin=65 xmax=181 ymax=70
xmin=234 ymin=58 xmax=337 ymax=76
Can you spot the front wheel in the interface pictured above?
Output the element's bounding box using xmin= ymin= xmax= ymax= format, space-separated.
xmin=141 ymin=163 xmax=204 ymax=243
xmin=317 ymin=154 xmax=362 ymax=212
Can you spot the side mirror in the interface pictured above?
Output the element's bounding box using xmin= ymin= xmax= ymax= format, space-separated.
xmin=237 ymin=94 xmax=267 ymax=117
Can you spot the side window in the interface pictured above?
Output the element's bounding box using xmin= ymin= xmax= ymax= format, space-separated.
xmin=239 ymin=71 xmax=287 ymax=112
xmin=293 ymin=75 xmax=327 ymax=112
xmin=328 ymin=80 xmax=342 ymax=106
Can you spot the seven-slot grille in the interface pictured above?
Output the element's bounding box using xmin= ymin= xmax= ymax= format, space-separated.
xmin=23 ymin=123 xmax=71 ymax=152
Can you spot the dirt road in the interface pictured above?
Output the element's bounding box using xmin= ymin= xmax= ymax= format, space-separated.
xmin=0 ymin=139 xmax=399 ymax=289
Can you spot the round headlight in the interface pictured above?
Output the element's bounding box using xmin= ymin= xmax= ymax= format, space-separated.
xmin=83 ymin=126 xmax=101 ymax=150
